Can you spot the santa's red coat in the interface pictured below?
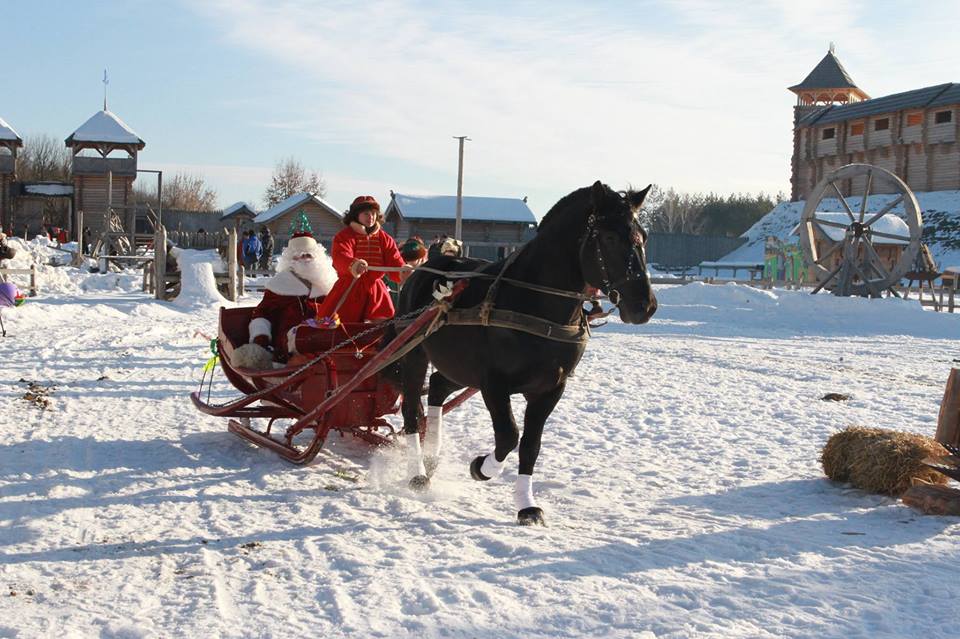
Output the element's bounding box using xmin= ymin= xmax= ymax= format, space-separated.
xmin=249 ymin=270 xmax=327 ymax=355
xmin=315 ymin=226 xmax=405 ymax=323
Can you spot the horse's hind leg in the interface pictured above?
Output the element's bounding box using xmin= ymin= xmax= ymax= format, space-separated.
xmin=514 ymin=383 xmax=566 ymax=526
xmin=470 ymin=384 xmax=519 ymax=482
xmin=423 ymin=371 xmax=465 ymax=476
xmin=400 ymin=347 xmax=429 ymax=490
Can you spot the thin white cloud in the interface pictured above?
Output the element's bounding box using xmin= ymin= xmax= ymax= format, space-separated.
xmin=189 ymin=0 xmax=960 ymax=206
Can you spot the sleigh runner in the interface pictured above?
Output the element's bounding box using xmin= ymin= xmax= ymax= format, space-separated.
xmin=191 ymin=288 xmax=477 ymax=465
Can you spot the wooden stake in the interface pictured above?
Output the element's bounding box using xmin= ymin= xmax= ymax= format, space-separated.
xmin=935 ymin=368 xmax=960 ymax=448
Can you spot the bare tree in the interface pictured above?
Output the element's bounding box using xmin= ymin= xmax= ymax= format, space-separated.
xmin=18 ymin=134 xmax=71 ymax=181
xmin=263 ymin=156 xmax=326 ymax=207
xmin=648 ymin=188 xmax=708 ymax=234
xmin=134 ymin=171 xmax=218 ymax=211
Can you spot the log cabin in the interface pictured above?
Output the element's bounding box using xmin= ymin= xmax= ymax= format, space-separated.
xmin=0 ymin=116 xmax=23 ymax=234
xmin=791 ymin=46 xmax=960 ymax=201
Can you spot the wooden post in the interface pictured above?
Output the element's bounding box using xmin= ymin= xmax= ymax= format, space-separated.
xmin=72 ymin=209 xmax=85 ymax=266
xmin=29 ymin=264 xmax=37 ymax=296
xmin=154 ymin=226 xmax=167 ymax=301
xmin=935 ymin=368 xmax=960 ymax=449
xmin=228 ymin=226 xmax=238 ymax=302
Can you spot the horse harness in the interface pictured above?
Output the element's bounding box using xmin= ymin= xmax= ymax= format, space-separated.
xmin=394 ymin=201 xmax=646 ymax=345
xmin=435 ymin=247 xmax=590 ymax=344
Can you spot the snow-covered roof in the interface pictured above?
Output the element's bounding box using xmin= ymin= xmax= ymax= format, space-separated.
xmin=22 ymin=183 xmax=75 ymax=197
xmin=65 ymin=109 xmax=145 ymax=147
xmin=253 ymin=192 xmax=341 ymax=225
xmin=793 ymin=212 xmax=911 ymax=244
xmin=0 ymin=115 xmax=22 ymax=143
xmin=220 ymin=201 xmax=257 ymax=220
xmin=388 ymin=193 xmax=536 ymax=224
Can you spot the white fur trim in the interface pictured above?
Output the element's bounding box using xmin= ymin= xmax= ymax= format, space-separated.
xmin=424 ymin=405 xmax=443 ymax=458
xmin=249 ymin=317 xmax=271 ymax=341
xmin=480 ymin=452 xmax=506 ymax=479
xmin=232 ymin=343 xmax=274 ymax=370
xmin=406 ymin=433 xmax=426 ymax=477
xmin=288 ymin=235 xmax=318 ymax=254
xmin=286 ymin=326 xmax=299 ymax=354
xmin=514 ymin=474 xmax=537 ymax=510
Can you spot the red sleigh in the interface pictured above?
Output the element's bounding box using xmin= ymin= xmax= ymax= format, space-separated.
xmin=191 ymin=299 xmax=476 ymax=465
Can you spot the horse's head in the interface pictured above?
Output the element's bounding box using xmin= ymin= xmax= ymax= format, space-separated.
xmin=579 ymin=181 xmax=658 ymax=324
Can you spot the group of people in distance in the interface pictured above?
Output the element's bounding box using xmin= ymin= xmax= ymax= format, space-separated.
xmin=241 ymin=227 xmax=275 ymax=272
xmin=237 ymin=195 xmax=461 ymax=369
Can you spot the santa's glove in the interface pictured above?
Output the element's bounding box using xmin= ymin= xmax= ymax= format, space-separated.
xmin=349 ymin=259 xmax=368 ymax=278
xmin=252 ymin=335 xmax=273 ymax=350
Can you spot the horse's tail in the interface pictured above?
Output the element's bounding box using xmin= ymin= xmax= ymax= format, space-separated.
xmin=378 ymin=323 xmax=402 ymax=388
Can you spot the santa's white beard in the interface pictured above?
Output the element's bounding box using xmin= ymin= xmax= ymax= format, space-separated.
xmin=291 ymin=260 xmax=329 ymax=287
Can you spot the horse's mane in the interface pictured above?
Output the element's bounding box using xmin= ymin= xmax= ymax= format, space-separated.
xmin=535 ymin=187 xmax=592 ymax=235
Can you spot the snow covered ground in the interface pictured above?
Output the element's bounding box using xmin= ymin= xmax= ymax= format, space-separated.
xmin=1 ymin=246 xmax=959 ymax=638
xmin=721 ymin=189 xmax=960 ymax=268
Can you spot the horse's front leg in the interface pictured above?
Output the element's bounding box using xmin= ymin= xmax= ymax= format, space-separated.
xmin=400 ymin=347 xmax=429 ymax=490
xmin=470 ymin=384 xmax=519 ymax=482
xmin=515 ymin=383 xmax=566 ymax=526
xmin=424 ymin=370 xmax=465 ymax=477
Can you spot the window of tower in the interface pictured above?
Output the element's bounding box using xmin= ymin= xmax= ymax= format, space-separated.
xmin=935 ymin=110 xmax=953 ymax=124
xmin=906 ymin=112 xmax=923 ymax=127
xmin=873 ymin=118 xmax=890 ymax=131
xmin=822 ymin=127 xmax=836 ymax=140
xmin=850 ymin=122 xmax=864 ymax=136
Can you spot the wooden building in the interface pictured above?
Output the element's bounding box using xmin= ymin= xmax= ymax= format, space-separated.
xmin=252 ymin=192 xmax=342 ymax=248
xmin=0 ymin=115 xmax=23 ymax=234
xmin=791 ymin=47 xmax=960 ymax=201
xmin=220 ymin=201 xmax=258 ymax=231
xmin=65 ymin=109 xmax=145 ymax=237
xmin=384 ymin=192 xmax=536 ymax=260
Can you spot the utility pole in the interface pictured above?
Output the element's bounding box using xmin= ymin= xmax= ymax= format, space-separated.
xmin=453 ymin=135 xmax=470 ymax=241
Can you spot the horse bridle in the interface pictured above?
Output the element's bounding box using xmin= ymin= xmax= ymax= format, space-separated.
xmin=580 ymin=204 xmax=648 ymax=307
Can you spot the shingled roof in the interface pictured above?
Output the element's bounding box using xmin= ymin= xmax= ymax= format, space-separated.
xmin=799 ymin=83 xmax=959 ymax=126
xmin=789 ymin=50 xmax=861 ymax=91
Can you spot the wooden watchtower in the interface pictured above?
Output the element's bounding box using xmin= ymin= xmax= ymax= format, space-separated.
xmin=0 ymin=116 xmax=23 ymax=234
xmin=64 ymin=108 xmax=145 ymax=240
xmin=788 ymin=45 xmax=870 ymax=201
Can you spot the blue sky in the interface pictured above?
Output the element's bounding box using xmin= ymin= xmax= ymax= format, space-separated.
xmin=3 ymin=1 xmax=958 ymax=218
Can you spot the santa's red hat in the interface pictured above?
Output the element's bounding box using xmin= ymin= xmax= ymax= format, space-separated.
xmin=287 ymin=230 xmax=318 ymax=254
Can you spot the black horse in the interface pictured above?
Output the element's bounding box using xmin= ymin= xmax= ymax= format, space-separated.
xmin=390 ymin=181 xmax=657 ymax=525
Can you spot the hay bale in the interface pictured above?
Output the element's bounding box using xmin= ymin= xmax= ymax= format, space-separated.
xmin=820 ymin=426 xmax=947 ymax=495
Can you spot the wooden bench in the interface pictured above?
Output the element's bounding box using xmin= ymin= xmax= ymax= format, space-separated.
xmin=0 ymin=264 xmax=39 ymax=296
xmin=697 ymin=261 xmax=764 ymax=281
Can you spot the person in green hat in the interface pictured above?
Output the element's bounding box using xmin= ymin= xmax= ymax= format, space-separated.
xmin=388 ymin=236 xmax=429 ymax=305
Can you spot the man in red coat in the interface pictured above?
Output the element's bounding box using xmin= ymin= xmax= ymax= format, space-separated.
xmin=315 ymin=195 xmax=409 ymax=324
xmin=246 ymin=231 xmax=337 ymax=359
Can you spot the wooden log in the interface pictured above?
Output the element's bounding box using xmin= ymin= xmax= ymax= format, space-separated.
xmin=901 ymin=482 xmax=960 ymax=516
xmin=228 ymin=227 xmax=238 ymax=302
xmin=935 ymin=368 xmax=960 ymax=448
xmin=154 ymin=226 xmax=167 ymax=301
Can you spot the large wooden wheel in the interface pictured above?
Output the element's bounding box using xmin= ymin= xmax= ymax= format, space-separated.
xmin=800 ymin=163 xmax=922 ymax=297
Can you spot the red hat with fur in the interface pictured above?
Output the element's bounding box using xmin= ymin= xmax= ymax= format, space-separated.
xmin=344 ymin=195 xmax=381 ymax=226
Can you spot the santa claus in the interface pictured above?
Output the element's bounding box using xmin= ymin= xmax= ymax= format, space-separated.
xmin=234 ymin=231 xmax=337 ymax=368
